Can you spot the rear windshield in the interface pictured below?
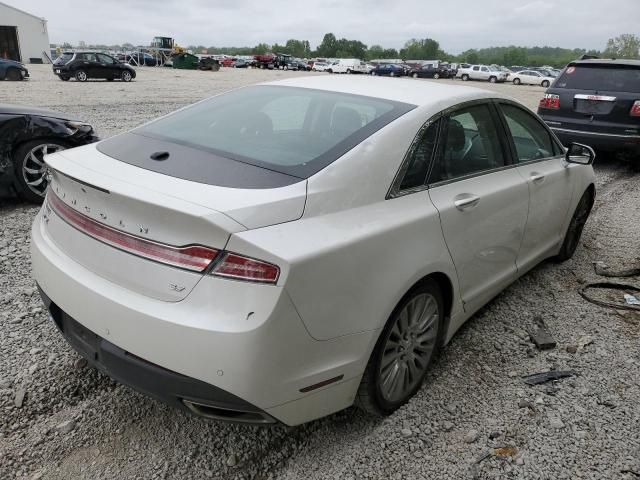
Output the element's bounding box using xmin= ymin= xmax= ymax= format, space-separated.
xmin=54 ymin=53 xmax=74 ymax=65
xmin=135 ymin=85 xmax=414 ymax=178
xmin=555 ymin=65 xmax=640 ymax=93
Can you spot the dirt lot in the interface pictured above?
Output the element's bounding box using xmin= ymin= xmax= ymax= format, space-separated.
xmin=1 ymin=65 xmax=639 ymax=480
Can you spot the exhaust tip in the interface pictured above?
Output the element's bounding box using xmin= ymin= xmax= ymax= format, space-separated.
xmin=182 ymin=399 xmax=276 ymax=424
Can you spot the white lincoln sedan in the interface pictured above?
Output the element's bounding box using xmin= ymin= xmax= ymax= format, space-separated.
xmin=31 ymin=77 xmax=595 ymax=426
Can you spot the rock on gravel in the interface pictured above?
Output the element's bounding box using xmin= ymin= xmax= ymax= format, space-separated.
xmin=55 ymin=420 xmax=76 ymax=435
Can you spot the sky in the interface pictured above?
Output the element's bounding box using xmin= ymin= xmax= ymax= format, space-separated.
xmin=11 ymin=0 xmax=640 ymax=53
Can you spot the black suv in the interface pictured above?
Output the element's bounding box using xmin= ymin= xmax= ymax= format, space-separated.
xmin=53 ymin=52 xmax=136 ymax=82
xmin=538 ymin=59 xmax=640 ymax=169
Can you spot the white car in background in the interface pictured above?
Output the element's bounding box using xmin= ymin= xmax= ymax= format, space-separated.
xmin=327 ymin=58 xmax=368 ymax=74
xmin=512 ymin=70 xmax=555 ymax=87
xmin=312 ymin=61 xmax=331 ymax=72
xmin=32 ymin=77 xmax=596 ymax=426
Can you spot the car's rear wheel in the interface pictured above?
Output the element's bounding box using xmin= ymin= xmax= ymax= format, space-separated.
xmin=121 ymin=70 xmax=132 ymax=82
xmin=542 ymin=80 xmax=550 ymax=88
xmin=356 ymin=280 xmax=443 ymax=416
xmin=346 ymin=69 xmax=352 ymax=74
xmin=5 ymin=68 xmax=22 ymax=81
xmin=433 ymin=73 xmax=440 ymax=79
xmin=13 ymin=140 xmax=68 ymax=203
xmin=553 ymin=189 xmax=594 ymax=262
xmin=513 ymin=78 xmax=521 ymax=85
xmin=75 ymin=70 xmax=88 ymax=82
xmin=461 ymin=74 xmax=469 ymax=81
xmin=489 ymin=76 xmax=497 ymax=83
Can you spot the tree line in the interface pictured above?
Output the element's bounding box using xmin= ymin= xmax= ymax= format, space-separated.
xmin=74 ymin=33 xmax=640 ymax=68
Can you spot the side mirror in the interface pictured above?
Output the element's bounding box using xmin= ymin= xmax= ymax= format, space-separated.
xmin=565 ymin=142 xmax=595 ymax=165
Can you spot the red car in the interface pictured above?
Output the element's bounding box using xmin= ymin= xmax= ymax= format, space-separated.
xmin=220 ymin=57 xmax=236 ymax=67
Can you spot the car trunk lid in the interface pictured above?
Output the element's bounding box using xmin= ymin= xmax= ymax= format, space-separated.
xmin=43 ymin=144 xmax=306 ymax=301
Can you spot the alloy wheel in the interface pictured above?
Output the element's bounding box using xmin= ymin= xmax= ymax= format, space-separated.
xmin=21 ymin=144 xmax=64 ymax=197
xmin=122 ymin=71 xmax=132 ymax=82
xmin=378 ymin=293 xmax=439 ymax=403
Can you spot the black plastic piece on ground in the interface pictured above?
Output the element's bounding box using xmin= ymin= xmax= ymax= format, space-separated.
xmin=522 ymin=370 xmax=575 ymax=385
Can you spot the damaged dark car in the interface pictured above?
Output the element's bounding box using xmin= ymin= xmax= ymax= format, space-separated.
xmin=0 ymin=105 xmax=98 ymax=203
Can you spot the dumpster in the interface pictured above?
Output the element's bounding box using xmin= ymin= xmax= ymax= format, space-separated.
xmin=172 ymin=53 xmax=199 ymax=70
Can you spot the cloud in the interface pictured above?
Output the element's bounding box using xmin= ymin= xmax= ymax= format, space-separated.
xmin=11 ymin=0 xmax=640 ymax=53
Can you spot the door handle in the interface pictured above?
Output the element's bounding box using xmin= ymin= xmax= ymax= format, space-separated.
xmin=530 ymin=172 xmax=545 ymax=183
xmin=454 ymin=194 xmax=480 ymax=210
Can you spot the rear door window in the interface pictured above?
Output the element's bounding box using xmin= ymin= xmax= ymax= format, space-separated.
xmin=429 ymin=104 xmax=506 ymax=183
xmin=555 ymin=65 xmax=640 ymax=92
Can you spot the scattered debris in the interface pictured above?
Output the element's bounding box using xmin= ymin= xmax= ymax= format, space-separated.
xmin=624 ymin=294 xmax=640 ymax=306
xmin=518 ymin=399 xmax=534 ymax=410
xmin=464 ymin=429 xmax=480 ymax=443
xmin=226 ymin=454 xmax=237 ymax=467
xmin=577 ymin=335 xmax=594 ymax=351
xmin=548 ymin=416 xmax=565 ymax=429
xmin=494 ymin=446 xmax=518 ymax=457
xmin=14 ymin=386 xmax=26 ymax=408
xmin=594 ymin=261 xmax=640 ymax=278
xmin=474 ymin=447 xmax=519 ymax=464
xmin=55 ymin=420 xmax=76 ymax=435
xmin=579 ymin=282 xmax=640 ymax=311
xmin=566 ymin=345 xmax=578 ymax=354
xmin=442 ymin=421 xmax=454 ymax=432
xmin=401 ymin=428 xmax=412 ymax=437
xmin=522 ymin=370 xmax=575 ymax=385
xmin=529 ymin=323 xmax=557 ymax=350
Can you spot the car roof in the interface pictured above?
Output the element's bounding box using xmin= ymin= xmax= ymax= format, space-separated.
xmin=569 ymin=58 xmax=640 ymax=68
xmin=265 ymin=76 xmax=511 ymax=107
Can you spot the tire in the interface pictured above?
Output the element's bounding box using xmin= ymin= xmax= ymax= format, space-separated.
xmin=75 ymin=70 xmax=88 ymax=82
xmin=542 ymin=80 xmax=550 ymax=88
xmin=553 ymin=190 xmax=594 ymax=262
xmin=346 ymin=69 xmax=352 ymax=74
xmin=412 ymin=73 xmax=419 ymax=79
xmin=327 ymin=69 xmax=333 ymax=74
xmin=390 ymin=71 xmax=395 ymax=77
xmin=371 ymin=71 xmax=376 ymax=76
xmin=5 ymin=68 xmax=21 ymax=81
xmin=284 ymin=65 xmax=288 ymax=71
xmin=433 ymin=73 xmax=440 ymax=79
xmin=461 ymin=74 xmax=469 ymax=81
xmin=13 ymin=140 xmax=68 ymax=203
xmin=489 ymin=76 xmax=497 ymax=83
xmin=107 ymin=78 xmax=114 ymax=81
xmin=58 ymin=75 xmax=70 ymax=81
xmin=121 ymin=70 xmax=132 ymax=82
xmin=356 ymin=279 xmax=444 ymax=416
xmin=513 ymin=78 xmax=521 ymax=85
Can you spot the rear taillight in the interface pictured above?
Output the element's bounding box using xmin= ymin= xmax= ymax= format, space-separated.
xmin=210 ymin=253 xmax=280 ymax=284
xmin=48 ymin=192 xmax=218 ymax=272
xmin=47 ymin=191 xmax=280 ymax=283
xmin=630 ymin=100 xmax=640 ymax=117
xmin=539 ymin=94 xmax=560 ymax=110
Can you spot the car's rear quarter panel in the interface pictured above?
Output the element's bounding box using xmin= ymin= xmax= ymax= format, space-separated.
xmin=227 ymin=111 xmax=463 ymax=341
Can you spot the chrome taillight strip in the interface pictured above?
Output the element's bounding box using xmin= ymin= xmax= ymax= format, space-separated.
xmin=47 ymin=191 xmax=218 ymax=272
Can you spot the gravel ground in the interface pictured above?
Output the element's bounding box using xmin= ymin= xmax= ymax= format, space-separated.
xmin=1 ymin=65 xmax=639 ymax=480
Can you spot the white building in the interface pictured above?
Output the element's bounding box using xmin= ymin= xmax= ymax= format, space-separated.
xmin=0 ymin=2 xmax=50 ymax=63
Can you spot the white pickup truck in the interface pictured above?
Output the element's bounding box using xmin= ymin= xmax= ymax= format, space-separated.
xmin=456 ymin=65 xmax=509 ymax=83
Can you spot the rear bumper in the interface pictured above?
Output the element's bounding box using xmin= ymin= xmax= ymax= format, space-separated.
xmin=31 ymin=207 xmax=374 ymax=425
xmin=547 ymin=126 xmax=640 ymax=152
xmin=39 ymin=286 xmax=275 ymax=424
